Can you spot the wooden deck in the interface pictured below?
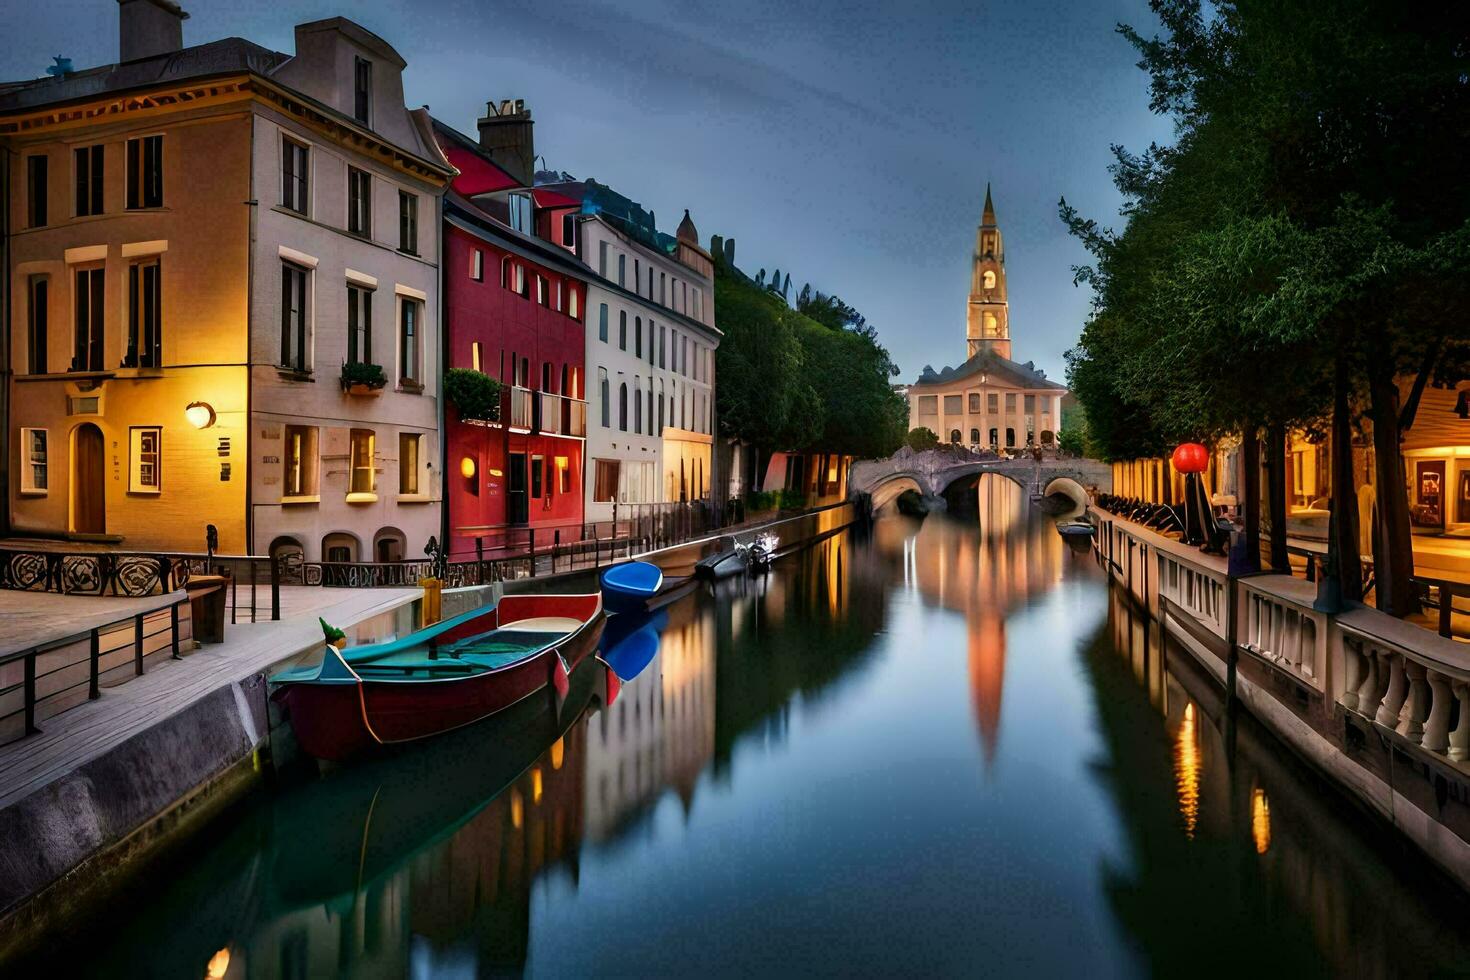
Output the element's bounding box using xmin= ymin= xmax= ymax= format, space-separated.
xmin=0 ymin=587 xmax=418 ymax=812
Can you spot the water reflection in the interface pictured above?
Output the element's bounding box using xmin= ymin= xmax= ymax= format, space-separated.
xmin=875 ymin=473 xmax=1065 ymax=766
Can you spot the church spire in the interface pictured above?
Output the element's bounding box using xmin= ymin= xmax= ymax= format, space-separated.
xmin=966 ymin=184 xmax=1011 ymax=360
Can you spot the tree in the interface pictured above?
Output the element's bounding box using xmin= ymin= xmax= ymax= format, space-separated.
xmin=906 ymin=427 xmax=940 ymax=452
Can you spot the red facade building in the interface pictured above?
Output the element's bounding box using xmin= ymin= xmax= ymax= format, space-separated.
xmin=435 ymin=121 xmax=590 ymax=560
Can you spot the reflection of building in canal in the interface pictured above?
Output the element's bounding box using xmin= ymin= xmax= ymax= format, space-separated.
xmin=879 ymin=478 xmax=1064 ymax=765
xmin=236 ymin=719 xmax=591 ymax=978
xmin=583 ymin=600 xmax=717 ymax=841
xmin=1094 ymin=589 xmax=1470 ymax=976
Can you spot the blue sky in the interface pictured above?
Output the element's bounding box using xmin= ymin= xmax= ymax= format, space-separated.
xmin=1 ymin=0 xmax=1172 ymax=382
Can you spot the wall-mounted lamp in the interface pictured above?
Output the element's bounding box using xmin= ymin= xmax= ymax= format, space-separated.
xmin=185 ymin=401 xmax=217 ymax=429
xmin=460 ymin=456 xmax=477 ymax=479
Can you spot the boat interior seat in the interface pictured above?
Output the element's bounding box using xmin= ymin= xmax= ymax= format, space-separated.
xmin=500 ymin=616 xmax=583 ymax=632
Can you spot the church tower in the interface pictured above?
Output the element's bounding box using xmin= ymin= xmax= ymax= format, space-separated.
xmin=966 ymin=184 xmax=1011 ymax=360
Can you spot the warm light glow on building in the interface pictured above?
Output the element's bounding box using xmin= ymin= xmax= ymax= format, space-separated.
xmin=550 ymin=737 xmax=564 ymax=770
xmin=460 ymin=456 xmax=477 ymax=478
xmin=531 ymin=767 xmax=544 ymax=804
xmin=510 ymin=788 xmax=524 ymax=829
xmin=1174 ymin=702 xmax=1201 ymax=839
xmin=184 ymin=401 xmax=217 ymax=429
xmin=205 ymin=947 xmax=231 ymax=979
xmin=1251 ymin=787 xmax=1272 ymax=854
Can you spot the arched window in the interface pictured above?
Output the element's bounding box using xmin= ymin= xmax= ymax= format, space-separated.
xmin=618 ymin=383 xmax=628 ymax=431
xmin=983 ymin=270 xmax=996 ymax=289
xmin=970 ymin=428 xmax=980 ymax=444
xmin=500 ymin=256 xmax=511 ymax=289
xmin=1005 ymin=427 xmax=1016 ymax=448
xmin=658 ymin=380 xmax=666 ymax=433
xmin=949 ymin=429 xmax=961 ymax=444
xmin=983 ymin=311 xmax=999 ymax=336
xmin=635 ymin=316 xmax=642 ymax=358
xmin=599 ymin=368 xmax=609 ymax=427
xmin=321 ymin=531 xmax=359 ymax=564
xmin=989 ymin=427 xmax=998 ymax=447
xmin=634 ymin=378 xmax=643 ymax=433
xmin=619 ymin=311 xmax=627 ymax=350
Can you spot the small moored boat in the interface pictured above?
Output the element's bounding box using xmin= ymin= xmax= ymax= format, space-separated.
xmin=271 ymin=592 xmax=604 ymax=761
xmin=694 ymin=537 xmax=749 ymax=581
xmin=600 ymin=560 xmax=663 ymax=615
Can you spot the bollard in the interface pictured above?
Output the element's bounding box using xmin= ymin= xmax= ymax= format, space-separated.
xmin=419 ymin=576 xmax=443 ymax=626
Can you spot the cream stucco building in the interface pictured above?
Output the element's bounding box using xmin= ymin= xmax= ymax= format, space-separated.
xmin=907 ymin=186 xmax=1066 ymax=451
xmin=2 ymin=2 xmax=452 ymax=559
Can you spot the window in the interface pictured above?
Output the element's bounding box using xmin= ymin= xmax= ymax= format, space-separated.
xmin=987 ymin=393 xmax=999 ymax=413
xmin=125 ymin=259 xmax=162 ymax=368
xmin=949 ymin=429 xmax=961 ymax=444
xmin=1005 ymin=393 xmax=1016 ymax=412
xmin=593 ymin=459 xmax=620 ymax=502
xmin=599 ymin=368 xmax=609 ymax=427
xmin=282 ymin=139 xmax=309 ymax=214
xmin=984 ymin=311 xmax=1000 ymax=337
xmin=599 ymin=241 xmax=609 ymax=277
xmin=1006 ymin=427 xmax=1016 ymax=448
xmin=970 ymin=428 xmax=980 ymax=444
xmin=635 ymin=259 xmax=640 ymax=293
xmin=471 ymin=249 xmax=483 ymax=281
xmin=126 ymin=135 xmax=163 ymax=209
xmin=989 ymin=427 xmax=998 ymax=446
xmin=634 ymin=378 xmax=643 ymax=433
xmin=349 ymin=429 xmax=375 ymax=495
xmin=635 ymin=317 xmax=642 ymax=358
xmin=969 ymin=393 xmax=982 ymax=413
xmin=1024 ymin=394 xmax=1036 ymax=414
xmin=399 ymin=433 xmax=421 ymax=494
xmin=348 ymin=167 xmax=371 ymax=237
xmin=347 ymin=283 xmax=372 ymax=364
xmin=535 ymin=275 xmax=548 ymax=306
xmin=512 ymin=263 xmax=527 ymax=297
xmin=659 ymin=326 xmax=666 ymax=369
xmin=983 ymin=270 xmax=996 ymax=289
xmin=27 ymin=276 xmax=47 ymax=375
xmin=280 ymin=263 xmax=309 ymax=371
xmin=944 ymin=395 xmax=962 ymax=414
xmin=562 ymin=213 xmax=576 ymax=247
xmin=619 ymin=311 xmax=627 ymax=350
xmin=129 ymin=427 xmax=161 ymax=492
xmin=27 ymin=155 xmax=46 ymax=227
xmin=618 ymin=253 xmax=626 ymax=287
xmin=398 ymin=191 xmax=418 ymax=254
xmin=918 ymin=395 xmax=937 ymax=415
xmin=531 ymin=454 xmax=544 ymax=498
xmin=618 ymin=382 xmax=628 ymax=431
xmin=658 ymin=381 xmax=665 ymax=433
xmin=660 ymin=272 xmax=666 ymax=305
xmin=73 ymin=267 xmax=104 ymax=371
xmin=74 ymin=145 xmax=103 ymax=216
xmin=471 ymin=341 xmax=482 ymax=371
xmin=557 ymin=456 xmax=571 ymax=494
xmin=398 ymin=298 xmax=421 ymax=384
xmin=20 ymin=429 xmax=47 ymax=494
xmin=353 ymin=56 xmax=372 ymax=125
xmin=648 ymin=266 xmax=654 ymax=299
xmin=599 ymin=303 xmax=609 ymax=342
xmin=554 ymin=281 xmax=563 ymax=312
xmin=568 ymin=287 xmax=580 ymax=320
xmin=283 ymin=425 xmax=317 ymax=497
xmin=508 ymin=192 xmax=532 ymax=233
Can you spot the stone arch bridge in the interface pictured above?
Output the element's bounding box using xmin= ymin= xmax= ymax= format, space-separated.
xmin=850 ymin=451 xmax=1109 ymax=514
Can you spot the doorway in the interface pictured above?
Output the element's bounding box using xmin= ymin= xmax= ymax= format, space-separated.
xmin=72 ymin=423 xmax=105 ymax=534
xmin=508 ymin=452 xmax=529 ymax=524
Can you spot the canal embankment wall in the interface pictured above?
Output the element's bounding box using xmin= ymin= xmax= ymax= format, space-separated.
xmin=1093 ymin=506 xmax=1470 ymax=891
xmin=0 ymin=501 xmax=858 ymax=955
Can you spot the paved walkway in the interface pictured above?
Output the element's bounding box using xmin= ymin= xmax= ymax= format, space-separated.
xmin=0 ymin=586 xmax=418 ymax=812
xmin=0 ymin=591 xmax=185 ymax=661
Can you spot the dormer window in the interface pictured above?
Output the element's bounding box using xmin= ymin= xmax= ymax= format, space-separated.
xmin=508 ymin=192 xmax=532 ymax=233
xmin=353 ymin=57 xmax=372 ymax=126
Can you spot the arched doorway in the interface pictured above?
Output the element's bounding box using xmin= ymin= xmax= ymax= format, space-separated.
xmin=374 ymin=527 xmax=406 ymax=562
xmin=969 ymin=428 xmax=980 ymax=445
xmin=269 ymin=536 xmax=305 ymax=584
xmin=321 ymin=532 xmax=359 ymax=564
xmin=72 ymin=423 xmax=105 ymax=534
xmin=949 ymin=429 xmax=961 ymax=444
xmin=1040 ymin=430 xmax=1054 ymax=447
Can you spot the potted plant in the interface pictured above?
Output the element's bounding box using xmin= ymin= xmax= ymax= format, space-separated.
xmin=341 ymin=361 xmax=388 ymax=396
xmin=445 ymin=367 xmax=504 ymax=423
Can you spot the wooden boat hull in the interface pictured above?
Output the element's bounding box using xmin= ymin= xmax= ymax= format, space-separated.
xmin=274 ymin=596 xmax=605 ymax=762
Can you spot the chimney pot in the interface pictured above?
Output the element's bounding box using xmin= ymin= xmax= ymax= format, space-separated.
xmin=118 ymin=0 xmax=188 ymax=63
xmin=477 ymin=97 xmax=535 ymax=186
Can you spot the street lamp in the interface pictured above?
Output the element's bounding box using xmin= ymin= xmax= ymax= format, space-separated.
xmin=185 ymin=401 xmax=216 ymax=429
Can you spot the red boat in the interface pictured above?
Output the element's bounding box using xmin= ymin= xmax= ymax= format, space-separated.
xmin=271 ymin=592 xmax=604 ymax=761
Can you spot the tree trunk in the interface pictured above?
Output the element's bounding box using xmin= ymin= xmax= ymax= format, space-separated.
xmin=1398 ymin=340 xmax=1441 ymax=432
xmin=1241 ymin=425 xmax=1262 ymax=574
xmin=1331 ymin=353 xmax=1363 ymax=602
xmin=1265 ymin=421 xmax=1290 ymax=571
xmin=1369 ymin=368 xmax=1417 ymax=617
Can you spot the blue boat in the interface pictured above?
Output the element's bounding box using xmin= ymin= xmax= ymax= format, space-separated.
xmin=600 ymin=560 xmax=663 ymax=615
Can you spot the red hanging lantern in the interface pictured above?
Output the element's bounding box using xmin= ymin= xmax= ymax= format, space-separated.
xmin=1171 ymin=442 xmax=1210 ymax=474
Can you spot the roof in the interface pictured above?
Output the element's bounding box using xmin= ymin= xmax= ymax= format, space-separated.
xmin=445 ymin=190 xmax=595 ymax=283
xmin=0 ymin=36 xmax=288 ymax=113
xmin=532 ymin=187 xmax=581 ymax=209
xmin=676 ymin=208 xmax=699 ymax=244
xmin=912 ymin=349 xmax=1065 ymax=391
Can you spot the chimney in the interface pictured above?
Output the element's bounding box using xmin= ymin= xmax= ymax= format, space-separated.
xmin=118 ymin=0 xmax=188 ymax=63
xmin=476 ymin=99 xmax=534 ymax=186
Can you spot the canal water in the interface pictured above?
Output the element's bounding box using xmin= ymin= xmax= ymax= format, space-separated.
xmin=13 ymin=475 xmax=1470 ymax=977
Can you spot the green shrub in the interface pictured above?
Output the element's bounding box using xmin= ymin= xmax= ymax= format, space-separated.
xmin=905 ymin=427 xmax=940 ymax=451
xmin=445 ymin=368 xmax=504 ymax=422
xmin=340 ymin=361 xmax=387 ymax=390
xmin=778 ymin=489 xmax=808 ymax=510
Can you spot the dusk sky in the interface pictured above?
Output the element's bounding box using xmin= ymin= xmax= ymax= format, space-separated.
xmin=1 ymin=0 xmax=1173 ymax=382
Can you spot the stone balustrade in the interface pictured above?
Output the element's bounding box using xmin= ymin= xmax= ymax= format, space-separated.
xmin=1239 ymin=576 xmax=1327 ymax=692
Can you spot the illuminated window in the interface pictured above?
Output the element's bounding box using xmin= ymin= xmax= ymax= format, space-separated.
xmin=399 ymin=432 xmax=421 ymax=494
xmin=283 ymin=424 xmax=317 ymax=497
xmin=568 ymin=286 xmax=580 ymax=320
xmin=20 ymin=428 xmax=47 ymax=494
xmin=593 ymin=459 xmax=620 ymax=502
xmin=982 ymin=269 xmax=996 ymax=289
xmin=349 ymin=429 xmax=375 ymax=496
xmin=471 ymin=342 xmax=482 ymax=372
xmin=470 ymin=249 xmax=483 ymax=281
xmin=129 ymin=426 xmax=161 ymax=493
xmin=983 ymin=311 xmax=999 ymax=336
